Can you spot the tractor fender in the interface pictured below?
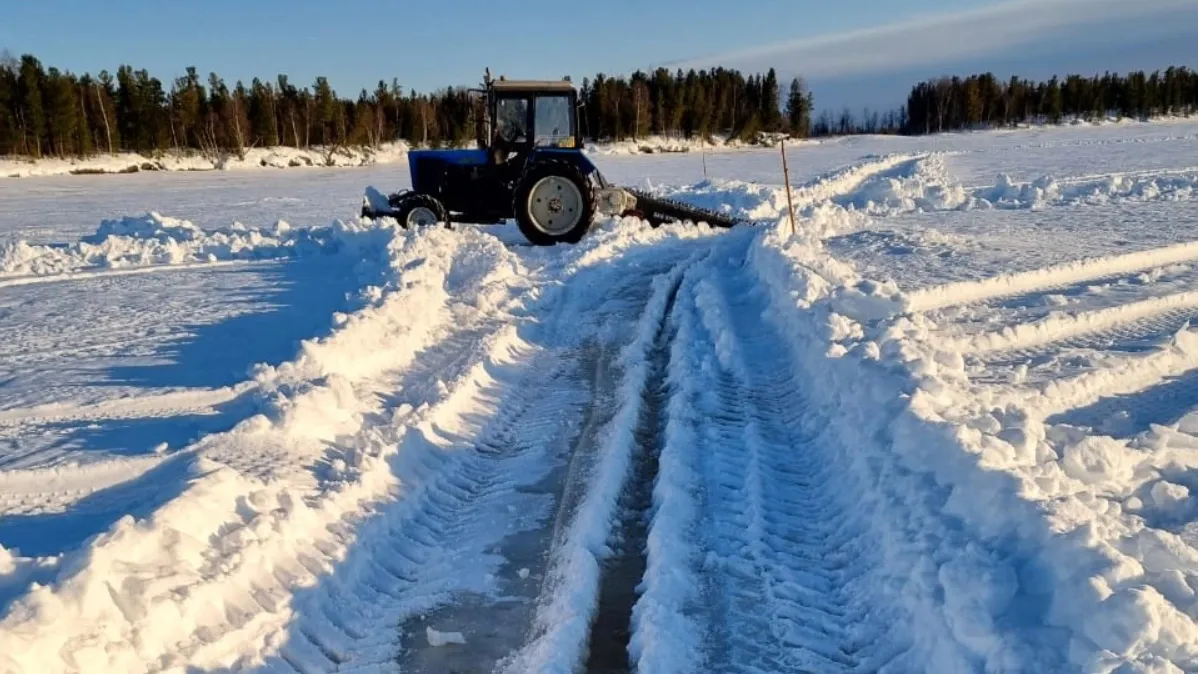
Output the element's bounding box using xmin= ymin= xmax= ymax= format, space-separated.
xmin=530 ymin=149 xmax=598 ymax=177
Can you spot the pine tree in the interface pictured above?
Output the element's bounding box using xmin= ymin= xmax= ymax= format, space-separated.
xmin=44 ymin=68 xmax=79 ymax=156
xmin=313 ymin=76 xmax=337 ymax=145
xmin=785 ymin=77 xmax=812 ymax=137
xmin=17 ymin=55 xmax=47 ymax=157
xmin=761 ymin=68 xmax=782 ymax=131
xmin=0 ymin=52 xmax=18 ymax=155
xmin=249 ymin=78 xmax=278 ymax=147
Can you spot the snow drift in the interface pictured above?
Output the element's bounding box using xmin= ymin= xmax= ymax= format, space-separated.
xmin=0 ymin=212 xmax=389 ymax=280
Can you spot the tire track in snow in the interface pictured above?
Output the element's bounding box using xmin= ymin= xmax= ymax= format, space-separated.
xmin=186 ymin=335 xmax=596 ymax=674
xmin=244 ymin=247 xmax=705 ymax=674
xmin=641 ymin=257 xmax=877 ymax=674
xmin=948 ymin=293 xmax=1198 ymax=386
xmin=989 ymin=325 xmax=1198 ymax=419
xmin=1047 ymin=368 xmax=1198 ymax=438
xmin=392 ymin=338 xmax=619 ymax=673
xmin=966 ymin=310 xmax=1198 ymax=389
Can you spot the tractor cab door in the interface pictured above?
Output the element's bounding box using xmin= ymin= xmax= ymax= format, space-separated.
xmin=490 ymin=96 xmax=531 ymax=166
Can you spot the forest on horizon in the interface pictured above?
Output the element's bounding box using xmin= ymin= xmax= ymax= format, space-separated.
xmin=1 ymin=49 xmax=1196 ymax=160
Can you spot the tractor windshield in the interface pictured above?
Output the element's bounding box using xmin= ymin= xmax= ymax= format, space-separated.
xmin=534 ymin=95 xmax=574 ymax=147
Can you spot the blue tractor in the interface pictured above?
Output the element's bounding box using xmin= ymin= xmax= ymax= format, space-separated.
xmin=361 ymin=70 xmax=739 ymax=245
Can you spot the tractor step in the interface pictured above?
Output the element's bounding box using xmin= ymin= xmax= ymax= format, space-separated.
xmin=623 ymin=188 xmax=741 ymax=229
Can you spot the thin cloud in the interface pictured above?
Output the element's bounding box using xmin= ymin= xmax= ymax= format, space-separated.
xmin=669 ymin=0 xmax=1198 ymax=79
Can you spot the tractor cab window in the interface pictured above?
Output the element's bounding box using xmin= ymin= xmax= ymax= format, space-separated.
xmin=534 ymin=95 xmax=574 ymax=147
xmin=495 ymin=97 xmax=529 ymax=144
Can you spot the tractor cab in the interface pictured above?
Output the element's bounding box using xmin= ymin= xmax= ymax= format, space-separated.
xmin=479 ymin=77 xmax=582 ymax=164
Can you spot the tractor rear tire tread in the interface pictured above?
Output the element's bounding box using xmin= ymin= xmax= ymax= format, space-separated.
xmin=512 ymin=159 xmax=596 ymax=246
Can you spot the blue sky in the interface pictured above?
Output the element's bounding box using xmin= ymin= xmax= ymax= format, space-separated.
xmin=3 ymin=0 xmax=1195 ymax=111
xmin=2 ymin=0 xmax=998 ymax=91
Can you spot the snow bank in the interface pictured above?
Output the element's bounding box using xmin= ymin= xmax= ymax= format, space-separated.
xmin=748 ymin=211 xmax=1198 ymax=671
xmin=656 ymin=156 xmax=1198 ymax=242
xmin=646 ymin=153 xmax=928 ymax=238
xmin=0 ymin=221 xmax=527 ymax=674
xmin=0 ymin=142 xmax=411 ymax=178
xmin=583 ymin=134 xmax=802 ymax=156
xmin=971 ymin=170 xmax=1198 ymax=210
xmin=0 ymin=212 xmax=387 ymax=280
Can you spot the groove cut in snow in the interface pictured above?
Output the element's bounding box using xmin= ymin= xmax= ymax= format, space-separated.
xmin=497 ymin=257 xmax=697 ymax=674
xmin=583 ymin=271 xmax=677 ymax=673
xmin=1003 ymin=327 xmax=1198 ymax=419
xmin=906 ymin=239 xmax=1198 ymax=313
xmin=945 ymin=290 xmax=1198 ymax=356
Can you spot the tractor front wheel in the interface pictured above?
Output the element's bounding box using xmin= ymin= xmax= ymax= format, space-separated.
xmin=512 ymin=160 xmax=596 ymax=245
xmin=391 ymin=193 xmax=449 ymax=229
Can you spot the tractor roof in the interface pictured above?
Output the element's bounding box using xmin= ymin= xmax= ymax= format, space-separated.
xmin=491 ymin=79 xmax=576 ymax=93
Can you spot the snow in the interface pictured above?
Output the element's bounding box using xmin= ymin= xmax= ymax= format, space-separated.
xmin=0 ymin=142 xmax=413 ymax=179
xmin=0 ymin=117 xmax=1197 ymax=673
xmin=0 ymin=133 xmax=763 ymax=179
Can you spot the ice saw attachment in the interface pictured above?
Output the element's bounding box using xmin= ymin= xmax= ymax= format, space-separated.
xmin=618 ymin=187 xmax=740 ymax=229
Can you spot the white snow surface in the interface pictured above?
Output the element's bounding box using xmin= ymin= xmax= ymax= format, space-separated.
xmin=0 ymin=117 xmax=1197 ymax=673
xmin=0 ymin=143 xmax=413 ymax=178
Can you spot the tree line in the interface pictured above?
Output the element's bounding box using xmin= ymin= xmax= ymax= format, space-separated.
xmin=0 ymin=51 xmax=478 ymax=158
xmin=0 ymin=51 xmax=813 ymax=158
xmin=1 ymin=48 xmax=1195 ymax=159
xmin=579 ymin=67 xmax=814 ymax=142
xmin=904 ymin=67 xmax=1198 ymax=134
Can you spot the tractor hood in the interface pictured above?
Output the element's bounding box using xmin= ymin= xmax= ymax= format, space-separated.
xmin=407 ymin=149 xmax=488 ymax=165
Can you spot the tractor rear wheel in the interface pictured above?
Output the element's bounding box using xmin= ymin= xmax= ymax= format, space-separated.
xmin=512 ymin=160 xmax=596 ymax=245
xmin=391 ymin=193 xmax=449 ymax=229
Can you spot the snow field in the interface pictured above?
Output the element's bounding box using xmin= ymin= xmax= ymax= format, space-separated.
xmin=1 ymin=118 xmax=1198 ymax=673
